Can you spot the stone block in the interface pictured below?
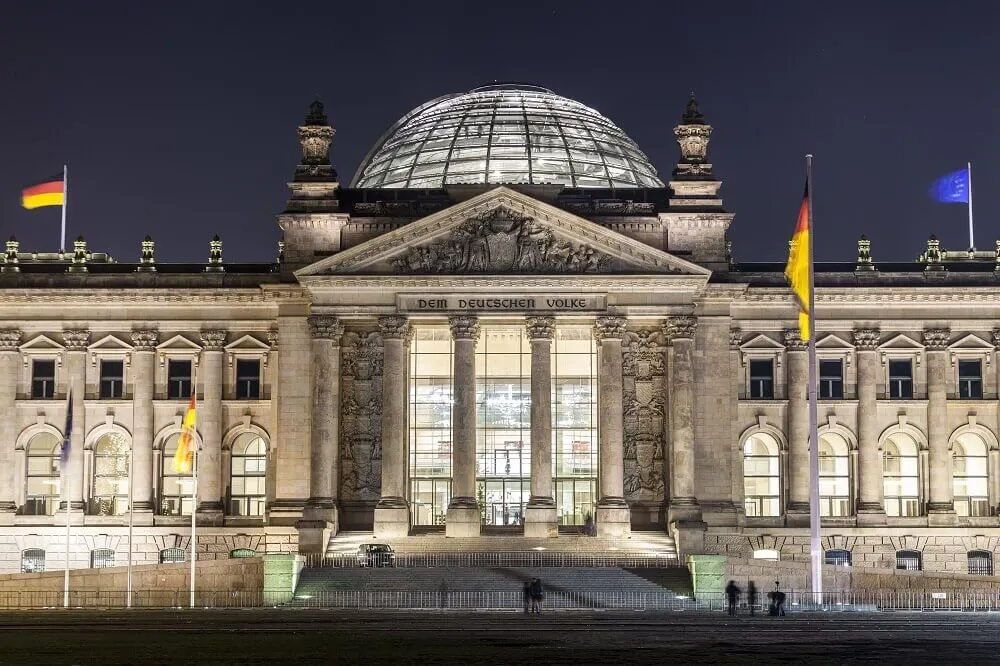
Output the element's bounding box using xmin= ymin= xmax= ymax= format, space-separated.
xmin=445 ymin=507 xmax=482 ymax=538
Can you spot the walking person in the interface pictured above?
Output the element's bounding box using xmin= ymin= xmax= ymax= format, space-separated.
xmin=747 ymin=581 xmax=758 ymax=617
xmin=529 ymin=577 xmax=544 ymax=615
xmin=522 ymin=581 xmax=531 ymax=614
xmin=724 ymin=580 xmax=741 ymax=616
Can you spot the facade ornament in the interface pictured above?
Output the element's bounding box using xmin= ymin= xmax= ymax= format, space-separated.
xmin=449 ymin=315 xmax=480 ymax=341
xmin=665 ymin=315 xmax=698 ymax=341
xmin=340 ymin=330 xmax=384 ymax=500
xmin=206 ymin=235 xmax=225 ymax=272
xmin=2 ymin=237 xmax=19 ymax=273
xmin=298 ymin=99 xmax=337 ymax=179
xmin=922 ymin=235 xmax=944 ymax=271
xmin=391 ymin=207 xmax=609 ymax=274
xmin=138 ymin=235 xmax=156 ymax=272
xmin=377 ymin=315 xmax=411 ymax=341
xmin=0 ymin=329 xmax=22 ymax=351
xmin=594 ymin=316 xmax=628 ymax=341
xmin=525 ymin=316 xmax=556 ymax=340
xmin=308 ymin=315 xmax=344 ymax=341
xmin=130 ymin=329 xmax=158 ymax=351
xmin=277 ymin=240 xmax=285 ymax=265
xmin=267 ymin=328 xmax=279 ymax=348
xmin=673 ymin=94 xmax=713 ymax=177
xmin=200 ymin=329 xmax=227 ymax=350
xmin=729 ymin=327 xmax=743 ymax=349
xmin=725 ymin=238 xmax=733 ymax=266
xmin=994 ymin=240 xmax=1000 ymax=273
xmin=68 ymin=235 xmax=88 ymax=273
xmin=622 ymin=327 xmax=665 ymax=499
xmin=922 ymin=327 xmax=950 ymax=350
xmin=852 ymin=328 xmax=881 ymax=351
xmin=63 ymin=329 xmax=91 ymax=351
xmin=992 ymin=328 xmax=1000 ymax=350
xmin=783 ymin=329 xmax=808 ymax=350
xmin=856 ymin=235 xmax=874 ymax=271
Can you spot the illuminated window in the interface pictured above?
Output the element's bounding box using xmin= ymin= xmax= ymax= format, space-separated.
xmin=24 ymin=432 xmax=61 ymax=516
xmin=160 ymin=433 xmax=193 ymax=516
xmin=230 ymin=548 xmax=256 ymax=558
xmin=953 ymin=434 xmax=989 ymax=517
xmin=409 ymin=327 xmax=453 ymax=526
xmin=743 ymin=434 xmax=780 ymax=517
xmin=824 ymin=549 xmax=852 ymax=567
xmin=968 ymin=550 xmax=994 ymax=576
xmin=819 ymin=433 xmax=852 ymax=517
xmin=896 ymin=549 xmax=922 ymax=571
xmin=160 ymin=548 xmax=185 ymax=564
xmin=230 ymin=433 xmax=266 ymax=517
xmin=552 ymin=327 xmax=597 ymax=527
xmin=91 ymin=548 xmax=115 ymax=569
xmin=883 ymin=433 xmax=921 ymax=517
xmin=90 ymin=433 xmax=129 ymax=516
xmin=21 ymin=548 xmax=45 ymax=573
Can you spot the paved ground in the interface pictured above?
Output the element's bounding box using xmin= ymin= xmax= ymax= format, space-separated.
xmin=2 ymin=609 xmax=1000 ymax=665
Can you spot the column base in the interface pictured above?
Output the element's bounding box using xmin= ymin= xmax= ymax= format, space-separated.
xmin=784 ymin=503 xmax=811 ymax=527
xmin=446 ymin=498 xmax=481 ymax=537
xmin=671 ymin=519 xmax=707 ymax=559
xmin=856 ymin=503 xmax=887 ymax=526
xmin=268 ymin=499 xmax=307 ymax=525
xmin=667 ymin=497 xmax=702 ymax=525
xmin=523 ymin=504 xmax=558 ymax=538
xmin=197 ymin=503 xmax=225 ymax=526
xmin=296 ymin=520 xmax=334 ymax=556
xmin=304 ymin=498 xmax=339 ymax=530
xmin=596 ymin=499 xmax=631 ymax=539
xmin=373 ymin=497 xmax=410 ymax=539
xmin=927 ymin=502 xmax=957 ymax=526
xmin=128 ymin=508 xmax=155 ymax=526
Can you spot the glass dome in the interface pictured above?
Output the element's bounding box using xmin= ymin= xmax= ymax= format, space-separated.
xmin=351 ymin=84 xmax=663 ymax=189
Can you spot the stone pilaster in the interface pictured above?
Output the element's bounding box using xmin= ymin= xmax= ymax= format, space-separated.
xmin=62 ymin=329 xmax=89 ymax=517
xmin=524 ymin=316 xmax=557 ymax=538
xmin=446 ymin=316 xmax=481 ymax=537
xmin=271 ymin=309 xmax=313 ymax=523
xmin=301 ymin=315 xmax=344 ymax=553
xmin=195 ymin=330 xmax=226 ymax=524
xmin=854 ymin=328 xmax=885 ymax=524
xmin=129 ymin=330 xmax=157 ymax=521
xmin=0 ymin=329 xmax=21 ymax=522
xmin=594 ymin=316 xmax=630 ymax=538
xmin=783 ymin=330 xmax=810 ymax=524
xmin=729 ymin=327 xmax=744 ymax=522
xmin=665 ymin=317 xmax=702 ymax=524
xmin=373 ymin=315 xmax=411 ymax=538
xmin=925 ymin=327 xmax=955 ymax=524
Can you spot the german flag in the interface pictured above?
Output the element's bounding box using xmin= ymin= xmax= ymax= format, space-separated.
xmin=22 ymin=175 xmax=65 ymax=209
xmin=174 ymin=394 xmax=197 ymax=474
xmin=784 ymin=181 xmax=811 ymax=341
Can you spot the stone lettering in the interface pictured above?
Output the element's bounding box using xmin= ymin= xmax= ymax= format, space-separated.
xmin=399 ymin=294 xmax=607 ymax=313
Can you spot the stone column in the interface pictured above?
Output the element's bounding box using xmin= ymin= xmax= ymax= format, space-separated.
xmin=62 ymin=329 xmax=89 ymax=517
xmin=446 ymin=316 xmax=481 ymax=537
xmin=784 ymin=330 xmax=810 ymax=524
xmin=129 ymin=330 xmax=157 ymax=522
xmin=524 ymin=316 xmax=557 ymax=538
xmin=925 ymin=327 xmax=955 ymax=524
xmin=373 ymin=315 xmax=411 ymax=538
xmin=594 ymin=316 xmax=630 ymax=538
xmin=854 ymin=328 xmax=885 ymax=524
xmin=0 ymin=329 xmax=21 ymax=523
xmin=666 ymin=317 xmax=702 ymax=528
xmin=197 ymin=330 xmax=226 ymax=524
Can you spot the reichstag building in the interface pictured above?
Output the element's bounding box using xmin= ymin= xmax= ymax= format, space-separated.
xmin=2 ymin=84 xmax=999 ymax=576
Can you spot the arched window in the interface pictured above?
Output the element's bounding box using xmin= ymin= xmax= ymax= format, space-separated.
xmin=968 ymin=550 xmax=994 ymax=576
xmin=743 ymin=433 xmax=780 ymax=517
xmin=954 ymin=434 xmax=990 ymax=517
xmin=824 ymin=549 xmax=852 ymax=567
xmin=21 ymin=548 xmax=45 ymax=573
xmin=230 ymin=433 xmax=267 ymax=517
xmin=160 ymin=433 xmax=193 ymax=516
xmin=896 ymin=549 xmax=922 ymax=571
xmin=91 ymin=432 xmax=129 ymax=516
xmin=819 ymin=433 xmax=851 ymax=517
xmin=25 ymin=432 xmax=62 ymax=516
xmin=159 ymin=548 xmax=186 ymax=564
xmin=883 ymin=433 xmax=920 ymax=517
xmin=90 ymin=548 xmax=115 ymax=569
xmin=230 ymin=548 xmax=256 ymax=558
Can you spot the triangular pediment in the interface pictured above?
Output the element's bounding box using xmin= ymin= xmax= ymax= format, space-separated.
xmin=948 ymin=333 xmax=994 ymax=352
xmin=815 ymin=334 xmax=854 ymax=350
xmin=19 ymin=334 xmax=64 ymax=352
xmin=88 ymin=334 xmax=133 ymax=352
xmin=224 ymin=334 xmax=270 ymax=352
xmin=296 ymin=187 xmax=710 ymax=277
xmin=156 ymin=334 xmax=202 ymax=352
xmin=739 ymin=334 xmax=785 ymax=351
xmin=878 ymin=333 xmax=924 ymax=351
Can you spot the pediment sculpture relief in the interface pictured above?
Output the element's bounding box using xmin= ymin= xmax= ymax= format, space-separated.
xmin=391 ymin=208 xmax=612 ymax=274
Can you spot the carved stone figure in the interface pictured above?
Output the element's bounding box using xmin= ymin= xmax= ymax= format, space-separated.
xmin=341 ymin=331 xmax=384 ymax=500
xmin=622 ymin=328 xmax=666 ymax=499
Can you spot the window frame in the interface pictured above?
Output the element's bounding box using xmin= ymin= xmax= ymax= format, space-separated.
xmin=742 ymin=433 xmax=782 ymax=518
xmin=30 ymin=358 xmax=57 ymax=399
xmin=167 ymin=359 xmax=193 ymax=400
xmin=887 ymin=358 xmax=914 ymax=399
xmin=895 ymin=549 xmax=922 ymax=571
xmin=818 ymin=358 xmax=844 ymax=400
xmin=234 ymin=358 xmax=262 ymax=400
xmin=24 ymin=432 xmax=62 ymax=516
xmin=160 ymin=547 xmax=186 ymax=564
xmin=968 ymin=549 xmax=994 ymax=576
xmin=957 ymin=358 xmax=984 ymax=400
xmin=824 ymin=548 xmax=852 ymax=567
xmin=228 ymin=432 xmax=267 ymax=518
xmin=159 ymin=432 xmax=196 ymax=517
xmin=90 ymin=548 xmax=115 ymax=569
xmin=953 ymin=434 xmax=990 ymax=518
xmin=98 ymin=358 xmax=126 ymax=399
xmin=89 ymin=432 xmax=130 ymax=516
xmin=882 ymin=433 xmax=922 ymax=518
xmin=748 ymin=358 xmax=775 ymax=399
xmin=818 ymin=432 xmax=853 ymax=517
xmin=21 ymin=548 xmax=46 ymax=573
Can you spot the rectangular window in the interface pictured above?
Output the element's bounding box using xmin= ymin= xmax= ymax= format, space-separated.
xmin=958 ymin=359 xmax=983 ymax=399
xmin=749 ymin=359 xmax=774 ymax=399
xmin=235 ymin=359 xmax=261 ymax=399
xmin=888 ymin=360 xmax=913 ymax=399
xmin=167 ymin=360 xmax=192 ymax=399
xmin=31 ymin=359 xmax=56 ymax=399
xmin=819 ymin=359 xmax=844 ymax=399
xmin=99 ymin=360 xmax=124 ymax=399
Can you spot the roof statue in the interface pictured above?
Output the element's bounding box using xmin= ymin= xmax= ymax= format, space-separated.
xmin=304 ymin=98 xmax=328 ymax=126
xmin=681 ymin=93 xmax=706 ymax=125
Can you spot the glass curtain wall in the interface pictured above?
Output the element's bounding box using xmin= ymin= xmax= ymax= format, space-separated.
xmin=552 ymin=327 xmax=597 ymax=526
xmin=409 ymin=328 xmax=453 ymax=526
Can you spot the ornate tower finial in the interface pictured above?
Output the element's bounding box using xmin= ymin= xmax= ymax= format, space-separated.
xmin=138 ymin=234 xmax=156 ymax=272
xmin=1 ymin=236 xmax=19 ymax=273
xmin=855 ymin=234 xmax=873 ymax=271
xmin=206 ymin=234 xmax=224 ymax=272
xmin=681 ymin=92 xmax=706 ymax=125
xmin=305 ymin=98 xmax=328 ymax=126
xmin=297 ymin=98 xmax=337 ymax=177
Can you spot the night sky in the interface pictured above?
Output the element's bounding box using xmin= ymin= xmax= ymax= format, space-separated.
xmin=2 ymin=1 xmax=998 ymax=264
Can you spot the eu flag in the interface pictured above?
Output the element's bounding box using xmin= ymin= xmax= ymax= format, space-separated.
xmin=929 ymin=168 xmax=970 ymax=204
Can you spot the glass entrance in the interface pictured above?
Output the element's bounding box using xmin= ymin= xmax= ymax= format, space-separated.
xmin=555 ymin=478 xmax=596 ymax=526
xmin=482 ymin=479 xmax=526 ymax=526
xmin=412 ymin=478 xmax=451 ymax=526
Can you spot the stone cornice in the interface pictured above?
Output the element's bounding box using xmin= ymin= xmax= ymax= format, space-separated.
xmin=260 ymin=285 xmax=312 ymax=302
xmin=299 ymin=276 xmax=709 ymax=292
xmin=0 ymin=288 xmax=271 ymax=305
xmin=743 ymin=288 xmax=1000 ymax=304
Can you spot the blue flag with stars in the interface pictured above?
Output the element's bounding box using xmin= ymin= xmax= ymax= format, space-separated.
xmin=61 ymin=390 xmax=72 ymax=464
xmin=929 ymin=168 xmax=970 ymax=204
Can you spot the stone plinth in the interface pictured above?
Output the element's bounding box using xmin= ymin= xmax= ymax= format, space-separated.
xmin=445 ymin=506 xmax=482 ymax=538
xmin=596 ymin=505 xmax=631 ymax=539
xmin=523 ymin=506 xmax=558 ymax=538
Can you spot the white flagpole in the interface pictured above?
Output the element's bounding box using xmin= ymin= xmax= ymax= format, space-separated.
xmin=967 ymin=162 xmax=974 ymax=251
xmin=63 ymin=390 xmax=72 ymax=609
xmin=805 ymin=154 xmax=823 ymax=604
xmin=60 ymin=164 xmax=67 ymax=254
xmin=189 ymin=365 xmax=198 ymax=609
xmin=126 ymin=435 xmax=135 ymax=609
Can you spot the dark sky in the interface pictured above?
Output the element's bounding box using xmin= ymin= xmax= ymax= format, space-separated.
xmin=1 ymin=1 xmax=998 ymax=263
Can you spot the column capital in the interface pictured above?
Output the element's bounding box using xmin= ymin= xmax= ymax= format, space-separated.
xmin=993 ymin=328 xmax=1000 ymax=350
xmin=200 ymin=329 xmax=227 ymax=350
xmin=378 ymin=315 xmax=411 ymax=341
xmin=308 ymin=315 xmax=344 ymax=341
xmin=729 ymin=327 xmax=742 ymax=349
xmin=525 ymin=316 xmax=556 ymax=341
xmin=0 ymin=328 xmax=21 ymax=351
xmin=594 ymin=315 xmax=627 ymax=341
xmin=665 ymin=315 xmax=698 ymax=341
xmin=62 ymin=329 xmax=90 ymax=350
xmin=449 ymin=315 xmax=480 ymax=341
xmin=130 ymin=329 xmax=158 ymax=351
xmin=922 ymin=327 xmax=951 ymax=350
xmin=267 ymin=327 xmax=279 ymax=348
xmin=852 ymin=328 xmax=880 ymax=351
xmin=783 ymin=329 xmax=807 ymax=350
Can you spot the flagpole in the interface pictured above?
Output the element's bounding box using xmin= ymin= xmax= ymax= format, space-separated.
xmin=63 ymin=390 xmax=72 ymax=609
xmin=967 ymin=162 xmax=974 ymax=251
xmin=805 ymin=154 xmax=823 ymax=604
xmin=60 ymin=164 xmax=67 ymax=254
xmin=190 ymin=365 xmax=198 ymax=609
xmin=126 ymin=435 xmax=135 ymax=609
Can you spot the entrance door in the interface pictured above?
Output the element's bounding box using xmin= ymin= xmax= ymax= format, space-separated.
xmin=483 ymin=479 xmax=525 ymax=526
xmin=411 ymin=478 xmax=450 ymax=526
xmin=555 ymin=478 xmax=596 ymax=526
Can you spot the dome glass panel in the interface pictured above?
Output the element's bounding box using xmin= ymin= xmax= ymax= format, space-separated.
xmin=352 ymin=84 xmax=663 ymax=189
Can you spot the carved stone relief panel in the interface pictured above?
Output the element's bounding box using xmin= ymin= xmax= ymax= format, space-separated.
xmin=622 ymin=328 xmax=666 ymax=501
xmin=340 ymin=330 xmax=384 ymax=501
